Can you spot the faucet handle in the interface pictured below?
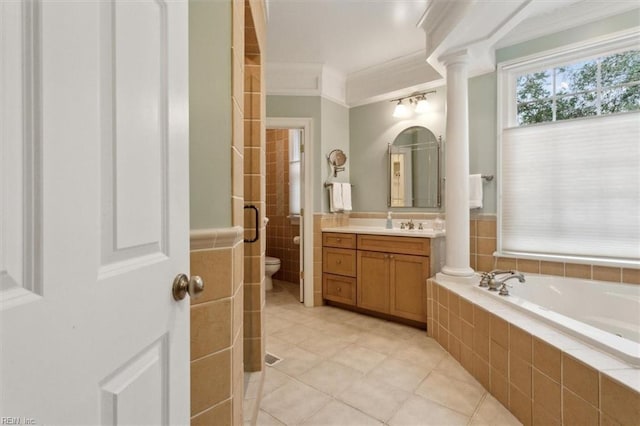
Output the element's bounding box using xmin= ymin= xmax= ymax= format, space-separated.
xmin=499 ymin=283 xmax=512 ymax=296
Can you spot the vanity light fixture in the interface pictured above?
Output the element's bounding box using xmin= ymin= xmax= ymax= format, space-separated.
xmin=392 ymin=100 xmax=411 ymax=118
xmin=391 ymin=91 xmax=436 ymax=118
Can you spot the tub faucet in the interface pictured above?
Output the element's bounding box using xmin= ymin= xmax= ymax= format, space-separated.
xmin=496 ymin=272 xmax=526 ymax=296
xmin=481 ymin=269 xmax=515 ymax=289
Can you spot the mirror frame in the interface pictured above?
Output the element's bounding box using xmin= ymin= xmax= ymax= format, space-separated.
xmin=387 ymin=127 xmax=442 ymax=208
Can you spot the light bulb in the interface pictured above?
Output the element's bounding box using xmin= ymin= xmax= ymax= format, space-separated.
xmin=415 ymin=97 xmax=429 ymax=114
xmin=392 ymin=101 xmax=410 ymax=118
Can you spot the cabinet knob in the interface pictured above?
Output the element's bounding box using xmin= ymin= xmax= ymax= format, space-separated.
xmin=337 ymin=287 xmax=342 ymax=292
xmin=336 ymin=259 xmax=342 ymax=264
xmin=390 ymin=255 xmax=395 ymax=259
xmin=336 ymin=238 xmax=342 ymax=242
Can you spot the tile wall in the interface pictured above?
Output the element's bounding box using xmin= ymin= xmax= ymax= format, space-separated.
xmin=265 ymin=129 xmax=301 ymax=284
xmin=427 ymin=279 xmax=640 ymax=426
xmin=470 ymin=215 xmax=639 ymax=285
xmin=243 ymin=1 xmax=266 ymax=374
xmin=190 ymin=229 xmax=244 ymax=425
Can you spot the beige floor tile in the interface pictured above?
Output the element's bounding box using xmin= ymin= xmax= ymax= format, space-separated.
xmin=260 ymin=380 xmax=331 ymax=425
xmin=262 ymin=367 xmax=293 ymax=397
xmin=344 ymin=313 xmax=388 ymax=331
xmin=316 ymin=321 xmax=363 ymax=343
xmin=371 ymin=321 xmax=425 ymax=341
xmin=255 ymin=409 xmax=285 ymax=425
xmin=298 ymin=360 xmax=363 ymax=396
xmin=265 ymin=335 xmax=294 ymax=357
xmin=416 ymin=370 xmax=486 ymax=416
xmin=259 ymin=280 xmax=516 ymax=426
xmin=356 ymin=331 xmax=405 ymax=355
xmin=470 ymin=394 xmax=522 ymax=426
xmin=270 ymin=324 xmax=317 ymax=345
xmin=337 ymin=376 xmax=411 ymax=422
xmin=265 ymin=315 xmax=292 ymax=335
xmin=389 ymin=395 xmax=470 ymax=426
xmin=296 ymin=331 xmax=351 ymax=358
xmin=301 ymin=400 xmax=383 ymax=426
xmin=391 ymin=340 xmax=448 ymax=369
xmin=330 ymin=344 xmax=387 ymax=374
xmin=435 ymin=355 xmax=482 ymax=386
xmin=366 ymin=356 xmax=432 ymax=392
xmin=272 ymin=346 xmax=322 ymax=378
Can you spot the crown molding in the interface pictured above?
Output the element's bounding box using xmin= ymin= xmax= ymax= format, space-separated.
xmin=495 ymin=3 xmax=640 ymax=49
xmin=346 ymin=51 xmax=444 ymax=107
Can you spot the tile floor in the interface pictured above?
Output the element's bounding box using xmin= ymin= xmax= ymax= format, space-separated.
xmin=248 ymin=280 xmax=521 ymax=425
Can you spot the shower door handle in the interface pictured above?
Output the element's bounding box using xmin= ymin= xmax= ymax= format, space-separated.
xmin=244 ymin=205 xmax=259 ymax=243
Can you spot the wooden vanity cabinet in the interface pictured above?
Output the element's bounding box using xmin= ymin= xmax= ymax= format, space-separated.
xmin=322 ymin=231 xmax=431 ymax=324
xmin=357 ymin=234 xmax=429 ymax=323
xmin=322 ymin=233 xmax=357 ymax=306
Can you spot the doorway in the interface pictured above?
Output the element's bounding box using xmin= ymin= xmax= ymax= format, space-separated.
xmin=266 ymin=118 xmax=314 ymax=307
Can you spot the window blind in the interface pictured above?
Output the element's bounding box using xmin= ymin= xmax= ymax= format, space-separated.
xmin=499 ymin=112 xmax=640 ymax=265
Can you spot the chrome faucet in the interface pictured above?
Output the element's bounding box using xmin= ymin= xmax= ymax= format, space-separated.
xmin=496 ymin=272 xmax=526 ymax=296
xmin=407 ymin=219 xmax=415 ymax=230
xmin=480 ymin=269 xmax=514 ymax=289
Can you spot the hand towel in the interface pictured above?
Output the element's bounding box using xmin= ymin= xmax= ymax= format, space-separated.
xmin=469 ymin=174 xmax=483 ymax=209
xmin=341 ymin=183 xmax=352 ymax=211
xmin=329 ymin=183 xmax=343 ymax=212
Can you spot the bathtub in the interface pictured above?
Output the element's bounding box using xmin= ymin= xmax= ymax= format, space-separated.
xmin=474 ymin=274 xmax=640 ymax=366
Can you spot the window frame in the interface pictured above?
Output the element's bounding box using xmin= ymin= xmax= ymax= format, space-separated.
xmin=499 ymin=28 xmax=640 ymax=129
xmin=496 ymin=27 xmax=640 ymax=268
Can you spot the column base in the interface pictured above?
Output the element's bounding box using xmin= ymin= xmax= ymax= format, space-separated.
xmin=441 ymin=265 xmax=475 ymax=277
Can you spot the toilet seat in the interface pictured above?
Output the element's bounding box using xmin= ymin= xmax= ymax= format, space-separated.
xmin=265 ymin=256 xmax=280 ymax=265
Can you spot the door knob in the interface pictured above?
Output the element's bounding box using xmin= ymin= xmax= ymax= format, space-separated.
xmin=172 ymin=274 xmax=204 ymax=301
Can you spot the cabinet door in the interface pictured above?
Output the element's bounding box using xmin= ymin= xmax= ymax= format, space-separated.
xmin=389 ymin=253 xmax=429 ymax=322
xmin=357 ymin=250 xmax=389 ymax=313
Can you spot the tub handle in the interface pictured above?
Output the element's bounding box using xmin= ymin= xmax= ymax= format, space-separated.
xmin=244 ymin=205 xmax=259 ymax=243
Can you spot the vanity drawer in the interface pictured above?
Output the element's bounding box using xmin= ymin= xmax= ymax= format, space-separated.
xmin=323 ymin=247 xmax=357 ymax=277
xmin=322 ymin=232 xmax=357 ymax=249
xmin=323 ymin=274 xmax=356 ymax=305
xmin=357 ymin=234 xmax=430 ymax=256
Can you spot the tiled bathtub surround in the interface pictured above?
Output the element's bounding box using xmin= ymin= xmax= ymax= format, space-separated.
xmin=428 ymin=274 xmax=640 ymax=426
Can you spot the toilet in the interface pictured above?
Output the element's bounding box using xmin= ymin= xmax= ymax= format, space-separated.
xmin=264 ymin=256 xmax=281 ymax=291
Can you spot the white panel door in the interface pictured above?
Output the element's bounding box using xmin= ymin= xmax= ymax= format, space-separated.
xmin=0 ymin=1 xmax=190 ymax=424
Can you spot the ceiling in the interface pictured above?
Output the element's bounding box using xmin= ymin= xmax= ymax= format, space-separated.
xmin=266 ymin=0 xmax=429 ymax=76
xmin=265 ymin=0 xmax=639 ymax=106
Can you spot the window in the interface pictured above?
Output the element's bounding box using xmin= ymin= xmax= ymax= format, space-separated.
xmin=288 ymin=129 xmax=302 ymax=216
xmin=498 ymin=30 xmax=640 ymax=267
xmin=516 ymin=50 xmax=640 ymax=125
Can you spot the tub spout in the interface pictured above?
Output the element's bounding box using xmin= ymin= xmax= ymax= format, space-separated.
xmin=496 ymin=272 xmax=526 ymax=296
xmin=485 ymin=270 xmax=516 ymax=290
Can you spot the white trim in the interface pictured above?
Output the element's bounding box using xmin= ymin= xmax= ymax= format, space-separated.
xmin=495 ymin=4 xmax=640 ymax=49
xmin=266 ymin=117 xmax=315 ymax=307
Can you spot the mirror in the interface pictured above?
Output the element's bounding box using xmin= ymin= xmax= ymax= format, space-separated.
xmin=388 ymin=126 xmax=441 ymax=208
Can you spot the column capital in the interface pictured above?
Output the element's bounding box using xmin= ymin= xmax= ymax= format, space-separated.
xmin=438 ymin=49 xmax=469 ymax=68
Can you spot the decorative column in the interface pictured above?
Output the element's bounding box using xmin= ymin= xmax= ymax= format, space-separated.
xmin=441 ymin=50 xmax=474 ymax=277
